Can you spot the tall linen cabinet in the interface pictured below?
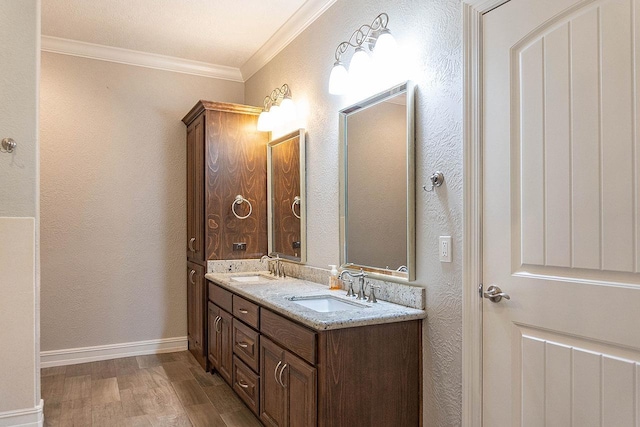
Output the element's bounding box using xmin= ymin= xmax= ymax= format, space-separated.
xmin=183 ymin=101 xmax=268 ymax=368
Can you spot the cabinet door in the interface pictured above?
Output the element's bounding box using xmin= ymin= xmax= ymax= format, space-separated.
xmin=186 ymin=114 xmax=204 ymax=263
xmin=283 ymin=351 xmax=316 ymax=427
xmin=260 ymin=337 xmax=287 ymax=427
xmin=205 ymin=110 xmax=267 ymax=260
xmin=208 ymin=302 xmax=220 ymax=368
xmin=187 ymin=265 xmax=197 ymax=350
xmin=188 ymin=262 xmax=206 ymax=368
xmin=218 ymin=309 xmax=233 ymax=384
xmin=187 ymin=263 xmax=203 ymax=352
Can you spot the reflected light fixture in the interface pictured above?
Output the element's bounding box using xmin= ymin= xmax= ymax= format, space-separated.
xmin=328 ymin=13 xmax=397 ymax=95
xmin=257 ymin=84 xmax=297 ymax=132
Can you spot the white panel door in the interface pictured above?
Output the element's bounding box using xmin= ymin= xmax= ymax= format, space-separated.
xmin=483 ymin=0 xmax=640 ymax=425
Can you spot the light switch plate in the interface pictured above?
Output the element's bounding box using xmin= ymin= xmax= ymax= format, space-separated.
xmin=439 ymin=236 xmax=452 ymax=262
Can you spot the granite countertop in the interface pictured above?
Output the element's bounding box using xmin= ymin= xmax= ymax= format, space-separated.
xmin=204 ymin=271 xmax=427 ymax=331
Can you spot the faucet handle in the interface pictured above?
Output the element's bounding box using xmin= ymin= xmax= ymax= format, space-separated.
xmin=367 ymin=283 xmax=380 ymax=303
xmin=346 ymin=279 xmax=356 ymax=297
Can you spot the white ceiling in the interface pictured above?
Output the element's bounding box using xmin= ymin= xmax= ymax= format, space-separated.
xmin=41 ymin=0 xmax=334 ymax=80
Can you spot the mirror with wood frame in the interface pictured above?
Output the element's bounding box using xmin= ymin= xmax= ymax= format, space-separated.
xmin=267 ymin=129 xmax=306 ymax=262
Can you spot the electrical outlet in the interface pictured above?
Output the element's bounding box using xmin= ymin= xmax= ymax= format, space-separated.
xmin=439 ymin=236 xmax=452 ymax=262
xmin=232 ymin=242 xmax=247 ymax=251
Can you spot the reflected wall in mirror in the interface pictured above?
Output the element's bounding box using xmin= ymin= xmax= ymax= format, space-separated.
xmin=339 ymin=81 xmax=415 ymax=281
xmin=267 ymin=129 xmax=306 ymax=262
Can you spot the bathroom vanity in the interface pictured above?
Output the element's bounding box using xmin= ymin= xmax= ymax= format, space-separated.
xmin=205 ymin=272 xmax=425 ymax=427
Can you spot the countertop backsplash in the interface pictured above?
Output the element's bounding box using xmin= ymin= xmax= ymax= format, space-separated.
xmin=207 ymin=259 xmax=425 ymax=310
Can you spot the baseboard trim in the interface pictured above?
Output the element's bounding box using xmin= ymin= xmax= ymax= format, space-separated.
xmin=0 ymin=400 xmax=43 ymax=427
xmin=40 ymin=337 xmax=188 ymax=368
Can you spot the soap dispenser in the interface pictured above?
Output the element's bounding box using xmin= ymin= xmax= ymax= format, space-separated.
xmin=329 ymin=265 xmax=341 ymax=290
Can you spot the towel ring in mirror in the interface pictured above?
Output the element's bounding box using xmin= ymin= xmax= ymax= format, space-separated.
xmin=291 ymin=196 xmax=301 ymax=219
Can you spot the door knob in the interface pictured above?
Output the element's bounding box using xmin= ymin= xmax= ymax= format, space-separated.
xmin=483 ymin=285 xmax=510 ymax=303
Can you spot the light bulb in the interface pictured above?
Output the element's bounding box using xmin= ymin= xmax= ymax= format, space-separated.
xmin=329 ymin=61 xmax=348 ymax=95
xmin=374 ymin=30 xmax=402 ymax=88
xmin=269 ymin=105 xmax=281 ymax=128
xmin=279 ymin=97 xmax=297 ymax=123
xmin=348 ymin=47 xmax=372 ymax=97
xmin=257 ymin=110 xmax=271 ymax=132
xmin=373 ymin=30 xmax=397 ymax=61
xmin=348 ymin=47 xmax=371 ymax=80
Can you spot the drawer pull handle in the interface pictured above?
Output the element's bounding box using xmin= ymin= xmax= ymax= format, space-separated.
xmin=278 ymin=363 xmax=288 ymax=388
xmin=238 ymin=309 xmax=249 ymax=314
xmin=237 ymin=341 xmax=249 ymax=348
xmin=274 ymin=361 xmax=282 ymax=385
xmin=189 ymin=270 xmax=196 ymax=285
xmin=214 ymin=316 xmax=221 ymax=333
xmin=188 ymin=237 xmax=196 ymax=252
xmin=237 ymin=379 xmax=250 ymax=389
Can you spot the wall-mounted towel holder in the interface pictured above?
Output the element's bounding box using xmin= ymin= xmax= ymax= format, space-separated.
xmin=232 ymin=195 xmax=253 ymax=219
xmin=1 ymin=138 xmax=16 ymax=153
xmin=423 ymin=171 xmax=444 ymax=192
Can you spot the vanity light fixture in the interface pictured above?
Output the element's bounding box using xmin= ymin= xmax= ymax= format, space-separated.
xmin=257 ymin=84 xmax=297 ymax=132
xmin=328 ymin=13 xmax=397 ymax=95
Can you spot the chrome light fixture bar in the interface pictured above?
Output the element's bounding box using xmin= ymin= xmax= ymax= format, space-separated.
xmin=257 ymin=84 xmax=296 ymax=132
xmin=328 ymin=13 xmax=397 ymax=95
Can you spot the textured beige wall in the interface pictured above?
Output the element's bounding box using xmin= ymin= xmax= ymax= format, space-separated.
xmin=0 ymin=0 xmax=41 ymax=416
xmin=40 ymin=53 xmax=244 ymax=351
xmin=245 ymin=0 xmax=463 ymax=425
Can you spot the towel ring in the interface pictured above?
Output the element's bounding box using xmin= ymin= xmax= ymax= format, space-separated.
xmin=232 ymin=195 xmax=252 ymax=220
xmin=291 ymin=196 xmax=301 ymax=219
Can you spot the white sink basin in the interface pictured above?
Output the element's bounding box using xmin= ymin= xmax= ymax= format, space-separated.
xmin=230 ymin=274 xmax=275 ymax=283
xmin=288 ymin=295 xmax=367 ymax=312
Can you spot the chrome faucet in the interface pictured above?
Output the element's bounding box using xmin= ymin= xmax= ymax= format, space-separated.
xmin=338 ymin=268 xmax=367 ymax=299
xmin=261 ymin=254 xmax=285 ymax=277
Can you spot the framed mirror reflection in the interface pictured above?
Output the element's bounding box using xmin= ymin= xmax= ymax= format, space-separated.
xmin=339 ymin=81 xmax=415 ymax=281
xmin=267 ymin=129 xmax=306 ymax=262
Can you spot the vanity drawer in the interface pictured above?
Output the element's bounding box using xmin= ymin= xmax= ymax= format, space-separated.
xmin=232 ymin=356 xmax=260 ymax=416
xmin=209 ymin=283 xmax=233 ymax=313
xmin=233 ymin=318 xmax=259 ymax=372
xmin=233 ymin=295 xmax=260 ymax=329
xmin=260 ymin=309 xmax=316 ymax=364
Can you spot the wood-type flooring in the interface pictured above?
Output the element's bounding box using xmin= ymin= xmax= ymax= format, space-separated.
xmin=41 ymin=351 xmax=262 ymax=426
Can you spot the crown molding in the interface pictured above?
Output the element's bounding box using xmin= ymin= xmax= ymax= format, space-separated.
xmin=41 ymin=36 xmax=244 ymax=82
xmin=240 ymin=0 xmax=337 ymax=81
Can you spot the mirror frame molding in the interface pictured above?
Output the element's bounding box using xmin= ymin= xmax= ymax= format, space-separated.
xmin=267 ymin=128 xmax=307 ymax=263
xmin=339 ymin=81 xmax=416 ymax=282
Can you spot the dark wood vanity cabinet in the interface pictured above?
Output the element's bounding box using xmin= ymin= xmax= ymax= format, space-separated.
xmin=260 ymin=336 xmax=317 ymax=427
xmin=186 ymin=262 xmax=205 ymax=367
xmin=209 ymin=283 xmax=263 ymax=416
xmin=207 ymin=280 xmax=422 ymax=427
xmin=183 ymin=101 xmax=268 ymax=370
xmin=208 ymin=302 xmax=233 ymax=384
